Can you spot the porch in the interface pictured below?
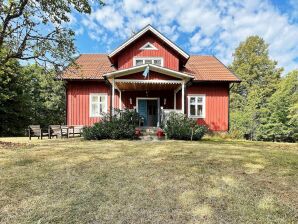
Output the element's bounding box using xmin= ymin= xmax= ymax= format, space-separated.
xmin=104 ymin=64 xmax=193 ymax=127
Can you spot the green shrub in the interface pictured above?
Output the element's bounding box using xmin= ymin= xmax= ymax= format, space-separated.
xmin=164 ymin=112 xmax=207 ymax=140
xmin=82 ymin=109 xmax=140 ymax=140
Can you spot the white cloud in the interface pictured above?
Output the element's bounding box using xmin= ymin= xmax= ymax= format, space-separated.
xmin=73 ymin=0 xmax=298 ymax=73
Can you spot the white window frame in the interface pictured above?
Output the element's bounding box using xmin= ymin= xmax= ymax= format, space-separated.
xmin=187 ymin=94 xmax=206 ymax=118
xmin=89 ymin=93 xmax=108 ymax=117
xmin=140 ymin=42 xmax=158 ymax=50
xmin=133 ymin=57 xmax=164 ymax=67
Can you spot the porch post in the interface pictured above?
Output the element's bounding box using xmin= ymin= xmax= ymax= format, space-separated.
xmin=174 ymin=91 xmax=176 ymax=110
xmin=119 ymin=89 xmax=122 ymax=110
xmin=112 ymin=78 xmax=115 ymax=115
xmin=182 ymin=81 xmax=185 ymax=114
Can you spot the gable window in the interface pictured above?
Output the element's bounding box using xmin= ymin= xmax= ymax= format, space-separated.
xmin=140 ymin=42 xmax=158 ymax=50
xmin=133 ymin=57 xmax=164 ymax=67
xmin=188 ymin=95 xmax=206 ymax=118
xmin=90 ymin=93 xmax=107 ymax=117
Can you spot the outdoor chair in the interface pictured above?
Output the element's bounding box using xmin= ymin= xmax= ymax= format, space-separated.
xmin=68 ymin=125 xmax=84 ymax=137
xmin=61 ymin=125 xmax=70 ymax=138
xmin=48 ymin=125 xmax=62 ymax=139
xmin=28 ymin=125 xmax=49 ymax=140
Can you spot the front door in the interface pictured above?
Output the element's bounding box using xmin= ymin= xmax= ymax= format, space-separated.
xmin=147 ymin=100 xmax=158 ymax=126
xmin=138 ymin=99 xmax=158 ymax=127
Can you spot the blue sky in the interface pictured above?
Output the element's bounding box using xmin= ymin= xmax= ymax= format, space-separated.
xmin=68 ymin=0 xmax=298 ymax=73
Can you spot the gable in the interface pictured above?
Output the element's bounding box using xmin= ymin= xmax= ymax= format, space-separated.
xmin=109 ymin=25 xmax=189 ymax=68
xmin=117 ymin=33 xmax=181 ymax=71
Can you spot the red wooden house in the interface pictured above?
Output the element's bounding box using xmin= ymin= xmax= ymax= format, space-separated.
xmin=62 ymin=25 xmax=240 ymax=131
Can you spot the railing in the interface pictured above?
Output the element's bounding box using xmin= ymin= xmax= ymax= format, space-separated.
xmin=160 ymin=108 xmax=183 ymax=127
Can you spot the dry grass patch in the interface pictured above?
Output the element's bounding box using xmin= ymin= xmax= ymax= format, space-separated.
xmin=0 ymin=137 xmax=297 ymax=223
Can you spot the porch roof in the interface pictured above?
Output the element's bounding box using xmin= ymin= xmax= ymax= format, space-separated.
xmin=114 ymin=79 xmax=182 ymax=91
xmin=103 ymin=64 xmax=194 ymax=80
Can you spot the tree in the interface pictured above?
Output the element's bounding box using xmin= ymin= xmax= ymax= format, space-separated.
xmin=0 ymin=63 xmax=65 ymax=136
xmin=0 ymin=59 xmax=31 ymax=136
xmin=229 ymin=36 xmax=283 ymax=140
xmin=0 ymin=0 xmax=103 ymax=69
xmin=257 ymin=71 xmax=298 ymax=142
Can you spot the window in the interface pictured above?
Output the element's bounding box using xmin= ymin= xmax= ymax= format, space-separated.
xmin=139 ymin=42 xmax=158 ymax=50
xmin=133 ymin=57 xmax=164 ymax=67
xmin=90 ymin=93 xmax=107 ymax=117
xmin=188 ymin=95 xmax=206 ymax=118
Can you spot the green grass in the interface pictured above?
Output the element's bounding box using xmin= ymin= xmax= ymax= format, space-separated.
xmin=0 ymin=137 xmax=297 ymax=223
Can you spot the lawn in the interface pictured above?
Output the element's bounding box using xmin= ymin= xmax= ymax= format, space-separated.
xmin=0 ymin=138 xmax=297 ymax=223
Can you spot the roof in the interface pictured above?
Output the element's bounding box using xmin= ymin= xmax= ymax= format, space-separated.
xmin=61 ymin=54 xmax=240 ymax=82
xmin=182 ymin=55 xmax=240 ymax=82
xmin=108 ymin=25 xmax=189 ymax=60
xmin=62 ymin=54 xmax=115 ymax=80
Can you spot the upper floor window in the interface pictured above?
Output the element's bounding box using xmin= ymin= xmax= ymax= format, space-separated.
xmin=90 ymin=93 xmax=107 ymax=117
xmin=133 ymin=57 xmax=164 ymax=67
xmin=188 ymin=94 xmax=206 ymax=118
xmin=140 ymin=42 xmax=158 ymax=50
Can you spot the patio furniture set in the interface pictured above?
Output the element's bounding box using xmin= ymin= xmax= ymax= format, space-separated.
xmin=27 ymin=125 xmax=83 ymax=140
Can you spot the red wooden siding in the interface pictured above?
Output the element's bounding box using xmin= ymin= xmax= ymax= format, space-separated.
xmin=67 ymin=81 xmax=113 ymax=126
xmin=117 ymin=34 xmax=180 ymax=71
xmin=66 ymin=80 xmax=230 ymax=131
xmin=186 ymin=83 xmax=229 ymax=131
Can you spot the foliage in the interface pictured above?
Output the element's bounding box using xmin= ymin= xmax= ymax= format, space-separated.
xmin=0 ymin=63 xmax=65 ymax=136
xmin=82 ymin=109 xmax=140 ymax=140
xmin=164 ymin=112 xmax=207 ymax=140
xmin=0 ymin=0 xmax=103 ymax=69
xmin=229 ymin=36 xmax=283 ymax=140
xmin=257 ymin=71 xmax=298 ymax=142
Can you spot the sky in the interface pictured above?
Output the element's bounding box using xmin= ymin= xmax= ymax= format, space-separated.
xmin=68 ymin=0 xmax=298 ymax=74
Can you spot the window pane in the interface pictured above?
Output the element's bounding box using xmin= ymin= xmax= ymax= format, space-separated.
xmin=92 ymin=104 xmax=99 ymax=116
xmin=153 ymin=59 xmax=161 ymax=66
xmin=197 ymin=105 xmax=203 ymax=116
xmin=197 ymin=97 xmax=203 ymax=103
xmin=190 ymin=97 xmax=196 ymax=104
xmin=91 ymin=95 xmax=98 ymax=102
xmin=190 ymin=105 xmax=196 ymax=115
xmin=136 ymin=60 xmax=143 ymax=66
xmin=145 ymin=59 xmax=152 ymax=64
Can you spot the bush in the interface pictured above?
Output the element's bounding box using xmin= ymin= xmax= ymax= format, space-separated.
xmin=82 ymin=109 xmax=140 ymax=140
xmin=164 ymin=112 xmax=207 ymax=140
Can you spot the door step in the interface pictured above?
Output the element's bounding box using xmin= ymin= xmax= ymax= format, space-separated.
xmin=138 ymin=127 xmax=164 ymax=141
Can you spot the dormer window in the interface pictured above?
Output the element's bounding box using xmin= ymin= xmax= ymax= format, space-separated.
xmin=140 ymin=42 xmax=158 ymax=50
xmin=133 ymin=57 xmax=164 ymax=67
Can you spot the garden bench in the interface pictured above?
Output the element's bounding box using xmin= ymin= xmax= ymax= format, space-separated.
xmin=28 ymin=125 xmax=49 ymax=140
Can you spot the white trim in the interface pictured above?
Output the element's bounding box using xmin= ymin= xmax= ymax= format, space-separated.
xmin=136 ymin=97 xmax=160 ymax=127
xmin=115 ymin=79 xmax=183 ymax=84
xmin=103 ymin=63 xmax=193 ymax=79
xmin=187 ymin=94 xmax=206 ymax=118
xmin=108 ymin=25 xmax=189 ymax=59
xmin=182 ymin=81 xmax=185 ymax=114
xmin=133 ymin=57 xmax=164 ymax=67
xmin=112 ymin=78 xmax=115 ymax=115
xmin=89 ymin=93 xmax=108 ymax=117
xmin=119 ymin=89 xmax=122 ymax=110
xmin=140 ymin=42 xmax=158 ymax=50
